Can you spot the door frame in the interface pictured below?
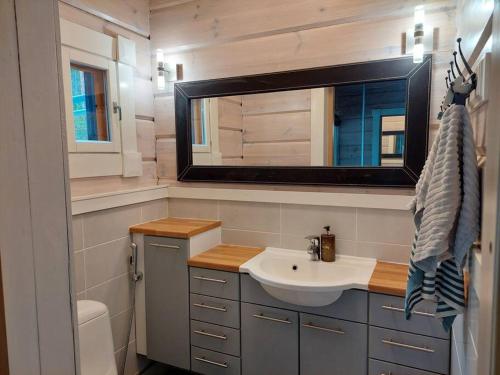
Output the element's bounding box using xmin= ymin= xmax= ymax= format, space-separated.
xmin=0 ymin=0 xmax=78 ymax=374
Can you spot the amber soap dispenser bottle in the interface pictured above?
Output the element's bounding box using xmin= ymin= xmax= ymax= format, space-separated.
xmin=320 ymin=225 xmax=336 ymax=262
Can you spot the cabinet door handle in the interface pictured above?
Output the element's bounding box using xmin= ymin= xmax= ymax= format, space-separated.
xmin=382 ymin=339 xmax=435 ymax=353
xmin=193 ymin=302 xmax=227 ymax=312
xmin=149 ymin=242 xmax=180 ymax=250
xmin=381 ymin=304 xmax=435 ymax=317
xmin=194 ymin=356 xmax=228 ymax=368
xmin=253 ymin=313 xmax=292 ymax=324
xmin=193 ymin=275 xmax=227 ymax=284
xmin=193 ymin=330 xmax=227 ymax=340
xmin=302 ymin=322 xmax=345 ymax=335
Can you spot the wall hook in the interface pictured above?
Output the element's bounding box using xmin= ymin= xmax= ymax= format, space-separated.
xmin=457 ymin=38 xmax=473 ymax=75
xmin=449 ymin=61 xmax=457 ymax=79
xmin=453 ymin=51 xmax=464 ymax=77
xmin=445 ymin=76 xmax=449 ymax=89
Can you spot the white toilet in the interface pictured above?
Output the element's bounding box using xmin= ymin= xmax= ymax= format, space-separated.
xmin=77 ymin=300 xmax=118 ymax=375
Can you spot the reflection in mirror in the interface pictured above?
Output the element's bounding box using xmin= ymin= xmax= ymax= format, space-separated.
xmin=191 ymin=80 xmax=407 ymax=167
xmin=334 ymin=80 xmax=406 ymax=167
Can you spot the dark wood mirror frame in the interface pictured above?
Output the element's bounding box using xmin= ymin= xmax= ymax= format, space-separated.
xmin=174 ymin=55 xmax=431 ymax=187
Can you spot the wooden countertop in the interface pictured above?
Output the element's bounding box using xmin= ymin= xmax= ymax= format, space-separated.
xmin=368 ymin=261 xmax=408 ymax=297
xmin=188 ymin=244 xmax=263 ymax=272
xmin=129 ymin=217 xmax=221 ymax=239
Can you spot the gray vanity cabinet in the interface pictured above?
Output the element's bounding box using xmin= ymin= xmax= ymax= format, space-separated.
xmin=300 ymin=313 xmax=368 ymax=375
xmin=144 ymin=235 xmax=190 ymax=370
xmin=241 ymin=302 xmax=299 ymax=375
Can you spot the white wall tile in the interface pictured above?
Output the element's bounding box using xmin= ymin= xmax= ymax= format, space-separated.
xmin=83 ymin=205 xmax=141 ymax=247
xmin=141 ymin=199 xmax=168 ymax=222
xmin=355 ymin=242 xmax=410 ymax=263
xmin=86 ymin=274 xmax=131 ymax=317
xmin=356 ymin=208 xmax=414 ymax=245
xmin=73 ymin=251 xmax=85 ymax=293
xmin=111 ymin=308 xmax=134 ymax=351
xmin=222 ymin=229 xmax=280 ymax=248
xmin=220 ymin=201 xmax=280 ymax=232
xmin=85 ymin=237 xmax=131 ymax=288
xmin=281 ymin=204 xmax=356 ymax=240
xmin=168 ymin=198 xmax=218 ymax=220
xmin=72 ymin=215 xmax=84 ymax=251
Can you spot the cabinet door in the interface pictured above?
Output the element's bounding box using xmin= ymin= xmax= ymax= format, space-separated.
xmin=144 ymin=235 xmax=190 ymax=369
xmin=241 ymin=302 xmax=298 ymax=375
xmin=300 ymin=313 xmax=367 ymax=375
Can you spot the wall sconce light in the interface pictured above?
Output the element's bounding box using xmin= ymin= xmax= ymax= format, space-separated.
xmin=413 ymin=5 xmax=425 ymax=63
xmin=156 ymin=49 xmax=183 ymax=90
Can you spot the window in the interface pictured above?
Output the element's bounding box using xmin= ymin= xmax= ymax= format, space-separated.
xmin=60 ymin=20 xmax=142 ymax=178
xmin=70 ymin=64 xmax=110 ymax=143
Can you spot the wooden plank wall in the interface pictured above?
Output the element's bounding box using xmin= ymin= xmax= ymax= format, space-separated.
xmin=241 ymin=90 xmax=311 ymax=166
xmin=58 ymin=1 xmax=159 ymax=196
xmin=151 ymin=0 xmax=457 ymax=181
xmin=218 ymin=96 xmax=243 ymax=164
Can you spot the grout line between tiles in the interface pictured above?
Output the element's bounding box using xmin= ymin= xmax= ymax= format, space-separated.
xmin=82 ymin=235 xmax=131 ymax=251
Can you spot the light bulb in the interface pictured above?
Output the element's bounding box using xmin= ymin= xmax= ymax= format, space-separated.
xmin=414 ymin=5 xmax=425 ymax=26
xmin=413 ymin=43 xmax=424 ymax=63
xmin=157 ymin=73 xmax=165 ymax=90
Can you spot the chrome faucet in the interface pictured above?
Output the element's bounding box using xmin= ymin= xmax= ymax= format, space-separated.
xmin=305 ymin=235 xmax=321 ymax=261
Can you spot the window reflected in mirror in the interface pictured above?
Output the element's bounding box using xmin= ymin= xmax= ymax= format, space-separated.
xmin=190 ymin=79 xmax=407 ymax=168
xmin=191 ymin=99 xmax=208 ymax=146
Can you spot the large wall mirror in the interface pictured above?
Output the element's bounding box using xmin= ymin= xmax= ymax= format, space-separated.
xmin=175 ymin=56 xmax=431 ymax=187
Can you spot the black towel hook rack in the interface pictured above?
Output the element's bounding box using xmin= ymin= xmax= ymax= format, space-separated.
xmin=437 ymin=37 xmax=478 ymax=120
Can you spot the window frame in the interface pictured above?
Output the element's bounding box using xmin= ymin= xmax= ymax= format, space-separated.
xmin=62 ymin=47 xmax=121 ymax=153
xmin=60 ymin=19 xmax=142 ymax=179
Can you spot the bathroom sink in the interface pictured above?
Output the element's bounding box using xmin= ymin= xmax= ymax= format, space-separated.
xmin=240 ymin=247 xmax=376 ymax=307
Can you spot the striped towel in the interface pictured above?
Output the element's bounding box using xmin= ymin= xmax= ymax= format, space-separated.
xmin=405 ymin=104 xmax=479 ymax=331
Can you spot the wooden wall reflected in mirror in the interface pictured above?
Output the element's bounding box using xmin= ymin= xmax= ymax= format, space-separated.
xmin=175 ymin=56 xmax=431 ymax=187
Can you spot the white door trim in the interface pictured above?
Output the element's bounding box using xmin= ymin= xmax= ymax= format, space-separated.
xmin=0 ymin=1 xmax=78 ymax=374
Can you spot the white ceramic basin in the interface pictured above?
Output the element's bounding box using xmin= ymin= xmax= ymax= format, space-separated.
xmin=240 ymin=247 xmax=376 ymax=307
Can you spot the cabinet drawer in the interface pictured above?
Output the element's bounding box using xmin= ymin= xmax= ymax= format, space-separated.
xmin=369 ymin=327 xmax=449 ymax=374
xmin=241 ymin=274 xmax=368 ymax=323
xmin=190 ymin=294 xmax=240 ymax=329
xmin=241 ymin=303 xmax=299 ymax=375
xmin=300 ymin=313 xmax=367 ymax=375
xmin=191 ymin=320 xmax=240 ymax=357
xmin=369 ymin=359 xmax=442 ymax=375
xmin=191 ymin=346 xmax=241 ymax=375
xmin=369 ymin=293 xmax=449 ymax=339
xmin=190 ymin=267 xmax=240 ymax=300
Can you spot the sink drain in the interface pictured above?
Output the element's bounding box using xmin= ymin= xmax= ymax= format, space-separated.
xmin=292 ymin=264 xmax=298 ymax=271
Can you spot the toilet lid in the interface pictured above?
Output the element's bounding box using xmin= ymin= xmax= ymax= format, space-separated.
xmin=77 ymin=300 xmax=109 ymax=325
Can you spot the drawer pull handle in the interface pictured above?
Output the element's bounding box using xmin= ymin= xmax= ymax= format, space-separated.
xmin=253 ymin=313 xmax=292 ymax=324
xmin=382 ymin=339 xmax=435 ymax=353
xmin=194 ymin=356 xmax=228 ymax=368
xmin=193 ymin=302 xmax=227 ymax=312
xmin=302 ymin=322 xmax=345 ymax=335
xmin=193 ymin=276 xmax=227 ymax=284
xmin=193 ymin=329 xmax=227 ymax=340
xmin=381 ymin=304 xmax=435 ymax=317
xmin=149 ymin=242 xmax=180 ymax=250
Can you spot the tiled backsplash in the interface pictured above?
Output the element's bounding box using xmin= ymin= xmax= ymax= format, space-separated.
xmin=168 ymin=198 xmax=415 ymax=263
xmin=72 ymin=199 xmax=168 ymax=375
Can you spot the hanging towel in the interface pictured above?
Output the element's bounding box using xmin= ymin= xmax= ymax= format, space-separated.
xmin=405 ymin=104 xmax=480 ymax=331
